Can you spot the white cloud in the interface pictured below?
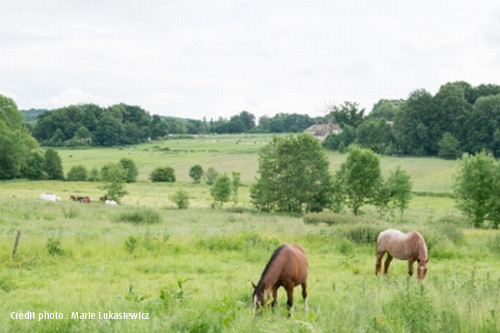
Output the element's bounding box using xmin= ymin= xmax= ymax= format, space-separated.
xmin=1 ymin=1 xmax=500 ymax=118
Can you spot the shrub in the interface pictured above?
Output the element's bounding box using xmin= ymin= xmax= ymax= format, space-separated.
xmin=115 ymin=209 xmax=161 ymax=225
xmin=119 ymin=158 xmax=138 ymax=183
xmin=189 ymin=164 xmax=204 ymax=184
xmin=170 ymin=189 xmax=189 ymax=209
xmin=46 ymin=238 xmax=64 ymax=256
xmin=343 ymin=224 xmax=380 ymax=243
xmin=204 ymin=167 xmax=218 ymax=185
xmin=66 ymin=165 xmax=88 ymax=181
xmin=150 ymin=166 xmax=176 ymax=182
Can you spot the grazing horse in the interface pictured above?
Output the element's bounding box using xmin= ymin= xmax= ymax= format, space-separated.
xmin=40 ymin=193 xmax=61 ymax=202
xmin=105 ymin=199 xmax=118 ymax=206
xmin=252 ymin=244 xmax=308 ymax=313
xmin=375 ymin=229 xmax=429 ymax=280
xmin=79 ymin=196 xmax=90 ymax=203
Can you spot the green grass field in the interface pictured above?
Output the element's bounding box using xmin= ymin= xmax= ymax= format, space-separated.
xmin=1 ymin=134 xmax=498 ymax=332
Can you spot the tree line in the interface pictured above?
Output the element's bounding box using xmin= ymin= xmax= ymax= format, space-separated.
xmin=25 ymin=105 xmax=324 ymax=147
xmin=323 ymin=81 xmax=500 ymax=158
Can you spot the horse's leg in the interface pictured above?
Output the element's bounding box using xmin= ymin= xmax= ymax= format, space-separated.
xmin=271 ymin=287 xmax=278 ymax=307
xmin=375 ymin=251 xmax=385 ymax=276
xmin=383 ymin=253 xmax=393 ymax=274
xmin=301 ymin=281 xmax=308 ymax=312
xmin=285 ymin=286 xmax=294 ymax=310
xmin=408 ymin=259 xmax=414 ymax=277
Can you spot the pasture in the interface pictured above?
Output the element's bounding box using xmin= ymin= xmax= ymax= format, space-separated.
xmin=0 ymin=134 xmax=499 ymax=332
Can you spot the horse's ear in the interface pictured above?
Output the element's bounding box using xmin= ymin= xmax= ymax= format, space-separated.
xmin=251 ymin=281 xmax=256 ymax=289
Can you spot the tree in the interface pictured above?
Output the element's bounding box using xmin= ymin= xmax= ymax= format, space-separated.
xmin=170 ymin=188 xmax=190 ymax=209
xmin=328 ymin=101 xmax=365 ymax=129
xmin=454 ymin=151 xmax=497 ymax=228
xmin=0 ymin=95 xmax=40 ymax=179
xmin=231 ymin=171 xmax=241 ymax=205
xmin=438 ymin=132 xmax=461 ymax=159
xmin=386 ymin=165 xmax=413 ymax=216
xmin=44 ymin=149 xmax=64 ymax=180
xmin=150 ymin=166 xmax=176 ymax=182
xmin=101 ymin=163 xmax=128 ymax=203
xmin=251 ymin=133 xmax=333 ymax=213
xmin=66 ymin=165 xmax=88 ymax=181
xmin=25 ymin=151 xmax=46 ymax=180
xmin=204 ymin=167 xmax=219 ymax=185
xmin=119 ymin=158 xmax=138 ymax=183
xmin=189 ymin=164 xmax=204 ymax=184
xmin=210 ymin=173 xmax=232 ymax=208
xmin=336 ymin=145 xmax=381 ymax=215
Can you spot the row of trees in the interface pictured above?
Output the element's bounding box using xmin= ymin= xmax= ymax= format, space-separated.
xmin=27 ymin=104 xmax=324 ymax=147
xmin=251 ymin=134 xmax=412 ymax=216
xmin=324 ymin=82 xmax=500 ymax=158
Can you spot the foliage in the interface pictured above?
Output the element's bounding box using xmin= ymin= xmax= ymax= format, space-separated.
xmin=25 ymin=150 xmax=46 ymax=180
xmin=438 ymin=132 xmax=461 ymax=159
xmin=119 ymin=158 xmax=139 ymax=183
xmin=66 ymin=165 xmax=88 ymax=181
xmin=46 ymin=237 xmax=64 ymax=256
xmin=386 ymin=165 xmax=413 ymax=215
xmin=43 ymin=149 xmax=64 ymax=180
xmin=189 ymin=164 xmax=204 ymax=184
xmin=210 ymin=173 xmax=232 ymax=208
xmin=150 ymin=166 xmax=176 ymax=183
xmin=231 ymin=171 xmax=241 ymax=205
xmin=204 ymin=167 xmax=219 ymax=185
xmin=454 ymin=151 xmax=498 ymax=228
xmin=170 ymin=188 xmax=190 ymax=209
xmin=115 ymin=209 xmax=161 ymax=225
xmin=100 ymin=162 xmax=128 ymax=202
xmin=335 ymin=145 xmax=381 ymax=215
xmin=0 ymin=95 xmax=40 ymax=179
xmin=251 ymin=134 xmax=333 ymax=213
xmin=327 ymin=101 xmax=365 ymax=129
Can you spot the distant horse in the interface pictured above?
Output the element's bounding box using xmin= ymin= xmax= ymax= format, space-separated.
xmin=375 ymin=229 xmax=428 ymax=280
xmin=252 ymin=244 xmax=308 ymax=312
xmin=40 ymin=193 xmax=61 ymax=202
xmin=70 ymin=195 xmax=90 ymax=203
xmin=105 ymin=199 xmax=118 ymax=206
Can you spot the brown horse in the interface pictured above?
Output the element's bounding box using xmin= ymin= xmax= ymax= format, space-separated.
xmin=70 ymin=195 xmax=91 ymax=203
xmin=252 ymin=244 xmax=308 ymax=312
xmin=375 ymin=229 xmax=429 ymax=280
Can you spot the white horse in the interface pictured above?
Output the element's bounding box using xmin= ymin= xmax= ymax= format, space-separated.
xmin=39 ymin=193 xmax=61 ymax=202
xmin=105 ymin=199 xmax=118 ymax=206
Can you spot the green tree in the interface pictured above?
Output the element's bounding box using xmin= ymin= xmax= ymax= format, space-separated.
xmin=119 ymin=158 xmax=138 ymax=183
xmin=150 ymin=166 xmax=176 ymax=182
xmin=386 ymin=165 xmax=413 ymax=216
xmin=454 ymin=151 xmax=497 ymax=228
xmin=189 ymin=164 xmax=204 ymax=184
xmin=438 ymin=132 xmax=461 ymax=159
xmin=44 ymin=149 xmax=64 ymax=180
xmin=251 ymin=133 xmax=332 ymax=213
xmin=210 ymin=173 xmax=232 ymax=208
xmin=336 ymin=145 xmax=381 ymax=215
xmin=204 ymin=167 xmax=219 ymax=185
xmin=169 ymin=188 xmax=190 ymax=209
xmin=88 ymin=167 xmax=100 ymax=182
xmin=0 ymin=95 xmax=40 ymax=179
xmin=328 ymin=101 xmax=365 ymax=129
xmin=25 ymin=150 xmax=46 ymax=180
xmin=101 ymin=163 xmax=128 ymax=203
xmin=231 ymin=171 xmax=241 ymax=205
xmin=66 ymin=165 xmax=88 ymax=181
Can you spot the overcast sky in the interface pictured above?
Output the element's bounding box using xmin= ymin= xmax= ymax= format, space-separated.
xmin=1 ymin=1 xmax=499 ymax=120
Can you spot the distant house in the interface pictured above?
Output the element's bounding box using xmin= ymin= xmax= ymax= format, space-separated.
xmin=304 ymin=123 xmax=342 ymax=141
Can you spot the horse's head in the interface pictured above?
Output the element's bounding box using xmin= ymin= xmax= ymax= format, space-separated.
xmin=417 ymin=258 xmax=428 ymax=280
xmin=252 ymin=282 xmax=272 ymax=310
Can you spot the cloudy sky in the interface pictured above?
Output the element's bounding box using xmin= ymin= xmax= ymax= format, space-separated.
xmin=1 ymin=1 xmax=499 ymax=120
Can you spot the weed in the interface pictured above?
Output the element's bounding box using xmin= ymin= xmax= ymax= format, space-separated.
xmin=125 ymin=235 xmax=141 ymax=254
xmin=46 ymin=237 xmax=64 ymax=256
xmin=115 ymin=209 xmax=161 ymax=224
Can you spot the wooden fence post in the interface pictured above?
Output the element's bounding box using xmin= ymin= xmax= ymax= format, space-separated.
xmin=12 ymin=230 xmax=21 ymax=260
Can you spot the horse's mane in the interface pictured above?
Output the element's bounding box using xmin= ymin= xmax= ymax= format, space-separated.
xmin=411 ymin=231 xmax=428 ymax=259
xmin=253 ymin=244 xmax=286 ymax=296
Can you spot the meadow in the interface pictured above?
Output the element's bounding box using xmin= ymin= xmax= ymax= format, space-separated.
xmin=0 ymin=134 xmax=499 ymax=332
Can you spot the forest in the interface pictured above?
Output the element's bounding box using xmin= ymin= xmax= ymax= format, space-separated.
xmin=20 ymin=81 xmax=500 ymax=158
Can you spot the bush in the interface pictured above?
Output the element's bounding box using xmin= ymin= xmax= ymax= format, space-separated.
xmin=204 ymin=167 xmax=218 ymax=185
xmin=189 ymin=164 xmax=204 ymax=184
xmin=66 ymin=165 xmax=88 ymax=181
xmin=115 ymin=209 xmax=161 ymax=225
xmin=150 ymin=166 xmax=176 ymax=182
xmin=343 ymin=224 xmax=381 ymax=244
xmin=46 ymin=238 xmax=64 ymax=256
xmin=170 ymin=189 xmax=189 ymax=209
